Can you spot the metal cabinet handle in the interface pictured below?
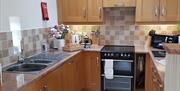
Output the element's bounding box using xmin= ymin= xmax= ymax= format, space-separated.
xmin=99 ymin=7 xmax=102 ymax=19
xmin=159 ymin=84 xmax=163 ymax=88
xmin=96 ymin=57 xmax=99 ymax=65
xmin=83 ymin=8 xmax=87 ymax=18
xmin=155 ymin=6 xmax=159 ymax=16
xmin=161 ymin=6 xmax=166 ymax=16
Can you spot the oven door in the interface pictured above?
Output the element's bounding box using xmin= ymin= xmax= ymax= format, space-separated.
xmin=101 ymin=75 xmax=133 ymax=91
xmin=101 ymin=59 xmax=134 ymax=76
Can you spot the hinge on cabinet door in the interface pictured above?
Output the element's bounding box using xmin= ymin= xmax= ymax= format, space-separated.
xmin=96 ymin=57 xmax=99 ymax=66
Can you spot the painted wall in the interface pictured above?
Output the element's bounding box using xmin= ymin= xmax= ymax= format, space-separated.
xmin=0 ymin=0 xmax=58 ymax=32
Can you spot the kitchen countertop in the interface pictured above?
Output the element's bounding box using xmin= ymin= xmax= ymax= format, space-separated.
xmin=1 ymin=45 xmax=165 ymax=91
xmin=135 ymin=46 xmax=149 ymax=53
xmin=163 ymin=43 xmax=180 ymax=54
xmin=2 ymin=50 xmax=81 ymax=91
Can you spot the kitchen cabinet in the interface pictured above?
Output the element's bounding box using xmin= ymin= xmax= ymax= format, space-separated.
xmin=145 ymin=54 xmax=163 ymax=91
xmin=145 ymin=54 xmax=154 ymax=91
xmin=61 ymin=58 xmax=78 ymax=91
xmin=103 ymin=0 xmax=135 ymax=7
xmin=136 ymin=0 xmax=180 ymax=23
xmin=20 ymin=67 xmax=63 ymax=91
xmin=57 ymin=0 xmax=103 ymax=23
xmin=151 ymin=62 xmax=164 ymax=91
xmin=20 ymin=51 xmax=100 ymax=91
xmin=20 ymin=81 xmax=39 ymax=91
xmin=84 ymin=51 xmax=100 ymax=91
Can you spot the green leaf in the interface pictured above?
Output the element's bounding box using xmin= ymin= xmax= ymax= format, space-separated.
xmin=177 ymin=25 xmax=180 ymax=30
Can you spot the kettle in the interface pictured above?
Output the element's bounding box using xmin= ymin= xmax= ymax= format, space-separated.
xmin=81 ymin=35 xmax=92 ymax=48
xmin=72 ymin=34 xmax=81 ymax=44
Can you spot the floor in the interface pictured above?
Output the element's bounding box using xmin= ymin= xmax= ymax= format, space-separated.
xmin=136 ymin=88 xmax=145 ymax=91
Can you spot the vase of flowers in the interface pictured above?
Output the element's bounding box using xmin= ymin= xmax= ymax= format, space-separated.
xmin=50 ymin=24 xmax=69 ymax=49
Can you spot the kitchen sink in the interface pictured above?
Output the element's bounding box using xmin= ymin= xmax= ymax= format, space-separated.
xmin=5 ymin=63 xmax=48 ymax=72
xmin=29 ymin=59 xmax=54 ymax=64
xmin=3 ymin=52 xmax=71 ymax=73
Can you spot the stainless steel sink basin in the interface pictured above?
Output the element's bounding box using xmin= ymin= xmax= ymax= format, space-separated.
xmin=5 ymin=63 xmax=48 ymax=72
xmin=30 ymin=59 xmax=54 ymax=64
xmin=3 ymin=52 xmax=71 ymax=73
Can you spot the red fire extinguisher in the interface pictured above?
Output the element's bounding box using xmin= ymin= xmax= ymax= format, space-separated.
xmin=41 ymin=1 xmax=49 ymax=21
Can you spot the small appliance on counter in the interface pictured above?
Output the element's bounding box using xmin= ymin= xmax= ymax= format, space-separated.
xmin=80 ymin=35 xmax=92 ymax=48
xmin=178 ymin=35 xmax=180 ymax=44
xmin=63 ymin=33 xmax=83 ymax=52
xmin=149 ymin=30 xmax=178 ymax=49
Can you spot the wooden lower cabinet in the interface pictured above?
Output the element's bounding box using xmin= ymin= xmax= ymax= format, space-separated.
xmin=20 ymin=51 xmax=100 ymax=91
xmin=145 ymin=53 xmax=164 ymax=91
xmin=84 ymin=51 xmax=101 ymax=91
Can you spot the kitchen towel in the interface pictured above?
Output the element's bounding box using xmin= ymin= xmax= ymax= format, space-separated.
xmin=104 ymin=59 xmax=114 ymax=79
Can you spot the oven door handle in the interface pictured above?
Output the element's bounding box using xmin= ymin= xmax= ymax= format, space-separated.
xmin=101 ymin=74 xmax=133 ymax=78
xmin=101 ymin=59 xmax=134 ymax=63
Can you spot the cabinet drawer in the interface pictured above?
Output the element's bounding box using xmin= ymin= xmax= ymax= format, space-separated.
xmin=103 ymin=0 xmax=135 ymax=7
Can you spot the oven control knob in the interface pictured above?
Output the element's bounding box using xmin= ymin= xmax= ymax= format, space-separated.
xmin=121 ymin=53 xmax=123 ymax=56
xmin=111 ymin=53 xmax=114 ymax=56
xmin=104 ymin=53 xmax=107 ymax=56
xmin=124 ymin=54 xmax=127 ymax=57
xmin=128 ymin=54 xmax=130 ymax=57
xmin=108 ymin=53 xmax=110 ymax=56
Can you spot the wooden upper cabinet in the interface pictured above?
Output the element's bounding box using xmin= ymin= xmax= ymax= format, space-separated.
xmin=159 ymin=0 xmax=179 ymax=22
xmin=103 ymin=0 xmax=135 ymax=7
xmin=136 ymin=0 xmax=180 ymax=23
xmin=57 ymin=0 xmax=103 ymax=23
xmin=136 ymin=0 xmax=159 ymax=22
xmin=87 ymin=0 xmax=103 ymax=22
xmin=60 ymin=0 xmax=87 ymax=23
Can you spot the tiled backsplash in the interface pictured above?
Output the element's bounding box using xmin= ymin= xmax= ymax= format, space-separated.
xmin=0 ymin=28 xmax=50 ymax=67
xmin=0 ymin=32 xmax=15 ymax=66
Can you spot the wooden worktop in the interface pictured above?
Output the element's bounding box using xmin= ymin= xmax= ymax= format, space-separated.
xmin=163 ymin=43 xmax=180 ymax=54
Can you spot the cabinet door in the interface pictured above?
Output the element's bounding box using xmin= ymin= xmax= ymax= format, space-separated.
xmin=87 ymin=0 xmax=103 ymax=22
xmin=20 ymin=81 xmax=39 ymax=91
xmin=85 ymin=51 xmax=100 ymax=91
xmin=159 ymin=0 xmax=179 ymax=22
xmin=136 ymin=0 xmax=159 ymax=22
xmin=62 ymin=60 xmax=77 ymax=91
xmin=61 ymin=0 xmax=87 ymax=22
xmin=74 ymin=53 xmax=86 ymax=91
xmin=45 ymin=68 xmax=63 ymax=91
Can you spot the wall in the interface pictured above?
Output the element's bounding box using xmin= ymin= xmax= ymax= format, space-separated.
xmin=0 ymin=0 xmax=58 ymax=32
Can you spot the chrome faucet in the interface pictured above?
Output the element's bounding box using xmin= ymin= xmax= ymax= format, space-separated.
xmin=17 ymin=40 xmax=25 ymax=63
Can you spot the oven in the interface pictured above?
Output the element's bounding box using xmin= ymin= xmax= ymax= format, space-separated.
xmin=100 ymin=45 xmax=135 ymax=91
xmin=101 ymin=59 xmax=134 ymax=91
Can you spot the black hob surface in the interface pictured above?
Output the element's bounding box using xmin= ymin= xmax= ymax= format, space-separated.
xmin=101 ymin=45 xmax=135 ymax=53
xmin=101 ymin=45 xmax=135 ymax=60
